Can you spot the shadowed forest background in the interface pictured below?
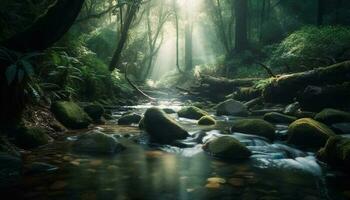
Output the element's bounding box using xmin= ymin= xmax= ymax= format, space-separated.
xmin=1 ymin=0 xmax=350 ymax=199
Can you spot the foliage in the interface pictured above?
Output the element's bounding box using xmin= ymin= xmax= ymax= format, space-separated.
xmin=268 ymin=26 xmax=350 ymax=71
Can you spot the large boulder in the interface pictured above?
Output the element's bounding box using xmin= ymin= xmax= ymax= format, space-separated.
xmin=318 ymin=137 xmax=350 ymax=171
xmin=216 ymin=99 xmax=249 ymax=116
xmin=73 ymin=130 xmax=125 ymax=154
xmin=14 ymin=126 xmax=51 ymax=149
xmin=118 ymin=113 xmax=142 ymax=125
xmin=263 ymin=112 xmax=297 ymax=124
xmin=198 ymin=115 xmax=216 ymax=125
xmin=51 ymin=101 xmax=92 ymax=129
xmin=231 ymin=119 xmax=276 ymax=141
xmin=314 ymin=108 xmax=350 ymax=125
xmin=203 ymin=136 xmax=251 ymax=160
xmin=142 ymin=108 xmax=189 ymax=144
xmin=177 ymin=106 xmax=208 ymax=120
xmin=288 ymin=118 xmax=335 ymax=148
xmin=83 ymin=104 xmax=105 ymax=123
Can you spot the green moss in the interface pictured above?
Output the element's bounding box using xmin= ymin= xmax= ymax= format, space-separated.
xmin=203 ymin=136 xmax=251 ymax=160
xmin=263 ymin=112 xmax=297 ymax=124
xmin=143 ymin=108 xmax=189 ymax=144
xmin=198 ymin=115 xmax=216 ymax=125
xmin=178 ymin=106 xmax=208 ymax=120
xmin=318 ymin=137 xmax=350 ymax=170
xmin=231 ymin=119 xmax=276 ymax=141
xmin=51 ymin=101 xmax=92 ymax=129
xmin=315 ymin=108 xmax=350 ymax=125
xmin=288 ymin=118 xmax=335 ymax=148
xmin=14 ymin=127 xmax=50 ymax=149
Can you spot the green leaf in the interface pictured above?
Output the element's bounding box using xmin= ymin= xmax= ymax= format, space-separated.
xmin=17 ymin=69 xmax=25 ymax=83
xmin=5 ymin=64 xmax=17 ymax=84
xmin=21 ymin=60 xmax=34 ymax=76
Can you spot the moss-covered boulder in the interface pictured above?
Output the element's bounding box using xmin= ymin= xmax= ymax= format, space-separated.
xmin=14 ymin=126 xmax=51 ymax=149
xmin=178 ymin=106 xmax=208 ymax=120
xmin=288 ymin=118 xmax=335 ymax=148
xmin=143 ymin=108 xmax=189 ymax=144
xmin=73 ymin=130 xmax=125 ymax=154
xmin=315 ymin=108 xmax=350 ymax=125
xmin=216 ymin=99 xmax=249 ymax=116
xmin=264 ymin=112 xmax=297 ymax=124
xmin=198 ymin=115 xmax=216 ymax=125
xmin=51 ymin=101 xmax=92 ymax=129
xmin=163 ymin=108 xmax=176 ymax=114
xmin=83 ymin=104 xmax=105 ymax=123
xmin=203 ymin=136 xmax=251 ymax=160
xmin=318 ymin=136 xmax=350 ymax=171
xmin=118 ymin=113 xmax=142 ymax=125
xmin=231 ymin=119 xmax=276 ymax=141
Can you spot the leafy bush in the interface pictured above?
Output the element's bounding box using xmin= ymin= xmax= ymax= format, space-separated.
xmin=268 ymin=26 xmax=350 ymax=71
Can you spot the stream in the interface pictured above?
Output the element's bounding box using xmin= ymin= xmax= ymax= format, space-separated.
xmin=4 ymin=101 xmax=350 ymax=200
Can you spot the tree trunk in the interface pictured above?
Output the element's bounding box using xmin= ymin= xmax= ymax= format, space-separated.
xmin=184 ymin=19 xmax=193 ymax=72
xmin=235 ymin=0 xmax=248 ymax=52
xmin=2 ymin=0 xmax=85 ymax=52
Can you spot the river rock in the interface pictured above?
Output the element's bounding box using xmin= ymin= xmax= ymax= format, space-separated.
xmin=198 ymin=115 xmax=216 ymax=125
xmin=0 ymin=153 xmax=22 ymax=188
xmin=264 ymin=112 xmax=297 ymax=124
xmin=51 ymin=101 xmax=92 ymax=129
xmin=142 ymin=108 xmax=189 ymax=144
xmin=178 ymin=106 xmax=208 ymax=120
xmin=14 ymin=126 xmax=51 ymax=149
xmin=288 ymin=118 xmax=336 ymax=148
xmin=231 ymin=119 xmax=276 ymax=141
xmin=314 ymin=108 xmax=350 ymax=125
xmin=284 ymin=102 xmax=300 ymax=115
xmin=83 ymin=104 xmax=105 ymax=123
xmin=318 ymin=136 xmax=350 ymax=171
xmin=203 ymin=136 xmax=251 ymax=160
xmin=118 ymin=113 xmax=142 ymax=125
xmin=73 ymin=130 xmax=125 ymax=154
xmin=163 ymin=108 xmax=176 ymax=114
xmin=216 ymin=99 xmax=249 ymax=116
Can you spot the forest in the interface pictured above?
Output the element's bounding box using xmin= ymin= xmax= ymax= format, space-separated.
xmin=0 ymin=0 xmax=350 ymax=199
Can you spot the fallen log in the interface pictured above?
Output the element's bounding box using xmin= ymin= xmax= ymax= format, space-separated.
xmin=263 ymin=61 xmax=350 ymax=103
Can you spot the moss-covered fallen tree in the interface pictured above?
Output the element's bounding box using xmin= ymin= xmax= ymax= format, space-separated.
xmin=263 ymin=61 xmax=350 ymax=104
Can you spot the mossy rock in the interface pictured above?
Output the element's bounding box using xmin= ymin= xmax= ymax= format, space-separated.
xmin=216 ymin=99 xmax=249 ymax=116
xmin=318 ymin=136 xmax=350 ymax=171
xmin=231 ymin=119 xmax=276 ymax=141
xmin=203 ymin=136 xmax=251 ymax=160
xmin=118 ymin=113 xmax=142 ymax=125
xmin=73 ymin=130 xmax=125 ymax=154
xmin=143 ymin=108 xmax=189 ymax=144
xmin=178 ymin=106 xmax=208 ymax=120
xmin=14 ymin=126 xmax=51 ymax=149
xmin=288 ymin=118 xmax=335 ymax=148
xmin=51 ymin=101 xmax=92 ymax=129
xmin=83 ymin=104 xmax=105 ymax=123
xmin=163 ymin=108 xmax=176 ymax=114
xmin=198 ymin=115 xmax=216 ymax=125
xmin=315 ymin=108 xmax=350 ymax=125
xmin=264 ymin=112 xmax=297 ymax=124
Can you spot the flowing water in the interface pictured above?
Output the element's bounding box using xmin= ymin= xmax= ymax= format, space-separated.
xmin=4 ymin=101 xmax=350 ymax=200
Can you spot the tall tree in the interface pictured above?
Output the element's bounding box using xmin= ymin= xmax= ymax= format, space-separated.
xmin=235 ymin=0 xmax=248 ymax=52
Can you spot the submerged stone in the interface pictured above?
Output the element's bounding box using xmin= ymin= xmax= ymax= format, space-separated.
xmin=198 ymin=115 xmax=216 ymax=125
xmin=14 ymin=126 xmax=51 ymax=149
xmin=216 ymin=99 xmax=249 ymax=116
xmin=142 ymin=107 xmax=189 ymax=144
xmin=118 ymin=113 xmax=142 ymax=125
xmin=178 ymin=106 xmax=208 ymax=120
xmin=315 ymin=108 xmax=350 ymax=125
xmin=73 ymin=130 xmax=125 ymax=154
xmin=203 ymin=136 xmax=251 ymax=160
xmin=264 ymin=112 xmax=297 ymax=124
xmin=288 ymin=118 xmax=335 ymax=148
xmin=231 ymin=119 xmax=276 ymax=141
xmin=52 ymin=101 xmax=92 ymax=129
